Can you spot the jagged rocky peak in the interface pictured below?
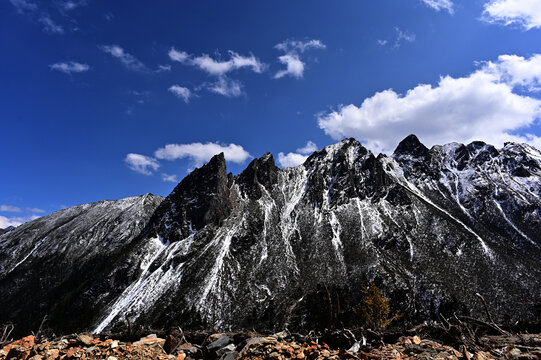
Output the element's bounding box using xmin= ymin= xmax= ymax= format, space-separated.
xmin=236 ymin=152 xmax=279 ymax=199
xmin=144 ymin=152 xmax=233 ymax=242
xmin=303 ymin=137 xmax=393 ymax=206
xmin=393 ymin=134 xmax=430 ymax=159
xmin=465 ymin=141 xmax=499 ymax=165
xmin=305 ymin=137 xmax=369 ymax=169
xmin=501 ymin=142 xmax=541 ymax=176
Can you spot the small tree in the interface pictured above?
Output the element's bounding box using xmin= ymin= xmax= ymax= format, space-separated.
xmin=353 ymin=282 xmax=402 ymax=329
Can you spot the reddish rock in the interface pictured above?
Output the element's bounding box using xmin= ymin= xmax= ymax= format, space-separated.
xmin=5 ymin=345 xmax=30 ymax=360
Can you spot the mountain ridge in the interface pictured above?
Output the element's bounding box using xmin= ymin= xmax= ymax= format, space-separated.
xmin=1 ymin=135 xmax=540 ymax=336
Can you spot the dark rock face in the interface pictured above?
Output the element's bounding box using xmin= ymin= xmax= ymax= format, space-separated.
xmin=144 ymin=153 xmax=233 ymax=243
xmin=1 ymin=137 xmax=540 ymax=336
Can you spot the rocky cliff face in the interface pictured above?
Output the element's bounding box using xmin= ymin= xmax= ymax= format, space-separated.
xmin=1 ymin=136 xmax=540 ymax=336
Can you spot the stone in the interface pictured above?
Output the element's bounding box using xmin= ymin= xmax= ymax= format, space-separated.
xmin=260 ymin=337 xmax=278 ymax=344
xmin=76 ymin=334 xmax=94 ymax=346
xmin=207 ymin=336 xmax=232 ymax=351
xmin=412 ymin=336 xmax=421 ymax=344
xmin=133 ymin=335 xmax=165 ymax=347
xmin=45 ymin=348 xmax=59 ymax=359
xmin=216 ymin=343 xmax=236 ymax=357
xmin=222 ymin=351 xmax=239 ymax=360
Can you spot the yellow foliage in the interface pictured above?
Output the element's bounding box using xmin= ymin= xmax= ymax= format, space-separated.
xmin=353 ymin=282 xmax=403 ymax=329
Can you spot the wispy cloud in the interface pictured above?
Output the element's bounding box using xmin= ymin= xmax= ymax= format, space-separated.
xmin=50 ymin=61 xmax=89 ymax=74
xmin=169 ymin=48 xmax=266 ymax=76
xmin=394 ymin=28 xmax=416 ymax=48
xmin=156 ymin=64 xmax=171 ymax=72
xmin=39 ymin=15 xmax=64 ymax=34
xmin=420 ymin=0 xmax=454 ymax=14
xmin=155 ymin=142 xmax=251 ymax=167
xmin=0 ymin=205 xmax=22 ymax=213
xmin=125 ymin=153 xmax=160 ymax=175
xmin=100 ymin=45 xmax=147 ymax=72
xmin=208 ymin=77 xmax=243 ymax=97
xmin=9 ymin=0 xmax=37 ymax=13
xmin=168 ymin=48 xmax=190 ymax=63
xmin=27 ymin=207 xmax=46 ymax=213
xmin=318 ymin=53 xmax=541 ymax=153
xmin=275 ymin=39 xmax=326 ymax=53
xmin=482 ymin=0 xmax=541 ymax=30
xmin=168 ymin=85 xmax=192 ymax=103
xmin=161 ymin=173 xmax=178 ymax=183
xmin=168 ymin=47 xmax=265 ymax=97
xmin=274 ymin=39 xmax=325 ymax=79
xmin=378 ymin=28 xmax=416 ymax=49
xmin=58 ymin=0 xmax=87 ymax=11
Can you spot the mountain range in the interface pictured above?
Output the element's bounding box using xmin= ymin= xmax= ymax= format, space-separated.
xmin=1 ymin=135 xmax=540 ymax=336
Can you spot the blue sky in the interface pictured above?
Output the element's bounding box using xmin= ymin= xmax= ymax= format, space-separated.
xmin=2 ymin=0 xmax=541 ymax=227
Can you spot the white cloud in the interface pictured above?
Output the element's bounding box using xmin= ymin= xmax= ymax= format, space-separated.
xmin=318 ymin=53 xmax=541 ymax=154
xmin=483 ymin=0 xmax=541 ymax=30
xmin=155 ymin=142 xmax=251 ymax=167
xmin=168 ymin=48 xmax=190 ymax=63
xmin=484 ymin=54 xmax=541 ymax=90
xmin=296 ymin=141 xmax=318 ymax=154
xmin=277 ymin=141 xmax=318 ymax=167
xmin=100 ymin=45 xmax=147 ymax=72
xmin=161 ymin=173 xmax=178 ymax=183
xmin=274 ymin=39 xmax=325 ymax=79
xmin=9 ymin=0 xmax=37 ymax=13
xmin=191 ymin=51 xmax=265 ymax=76
xmin=394 ymin=28 xmax=416 ymax=48
xmin=277 ymin=152 xmax=308 ymax=168
xmin=420 ymin=0 xmax=454 ymax=14
xmin=208 ymin=77 xmax=243 ymax=97
xmin=0 ymin=215 xmax=40 ymax=229
xmin=27 ymin=207 xmax=45 ymax=213
xmin=168 ymin=85 xmax=192 ymax=103
xmin=274 ymin=54 xmax=305 ymax=79
xmin=275 ymin=39 xmax=326 ymax=53
xmin=59 ymin=0 xmax=86 ymax=11
xmin=378 ymin=29 xmax=416 ymax=49
xmin=156 ymin=64 xmax=171 ymax=72
xmin=50 ymin=61 xmax=89 ymax=74
xmin=40 ymin=15 xmax=64 ymax=34
xmin=0 ymin=205 xmax=22 ymax=212
xmin=169 ymin=48 xmax=265 ymax=76
xmin=125 ymin=153 xmax=160 ymax=175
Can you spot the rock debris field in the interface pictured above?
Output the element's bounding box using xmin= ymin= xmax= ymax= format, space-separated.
xmin=1 ymin=331 xmax=540 ymax=360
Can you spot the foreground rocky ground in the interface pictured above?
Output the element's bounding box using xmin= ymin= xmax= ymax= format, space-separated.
xmin=1 ymin=330 xmax=540 ymax=360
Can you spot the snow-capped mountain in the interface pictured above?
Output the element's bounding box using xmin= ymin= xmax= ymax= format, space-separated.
xmin=1 ymin=135 xmax=540 ymax=335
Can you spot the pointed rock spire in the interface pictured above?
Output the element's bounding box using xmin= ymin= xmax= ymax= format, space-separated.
xmin=237 ymin=152 xmax=279 ymax=199
xmin=394 ymin=134 xmax=430 ymax=159
xmin=144 ymin=152 xmax=232 ymax=242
